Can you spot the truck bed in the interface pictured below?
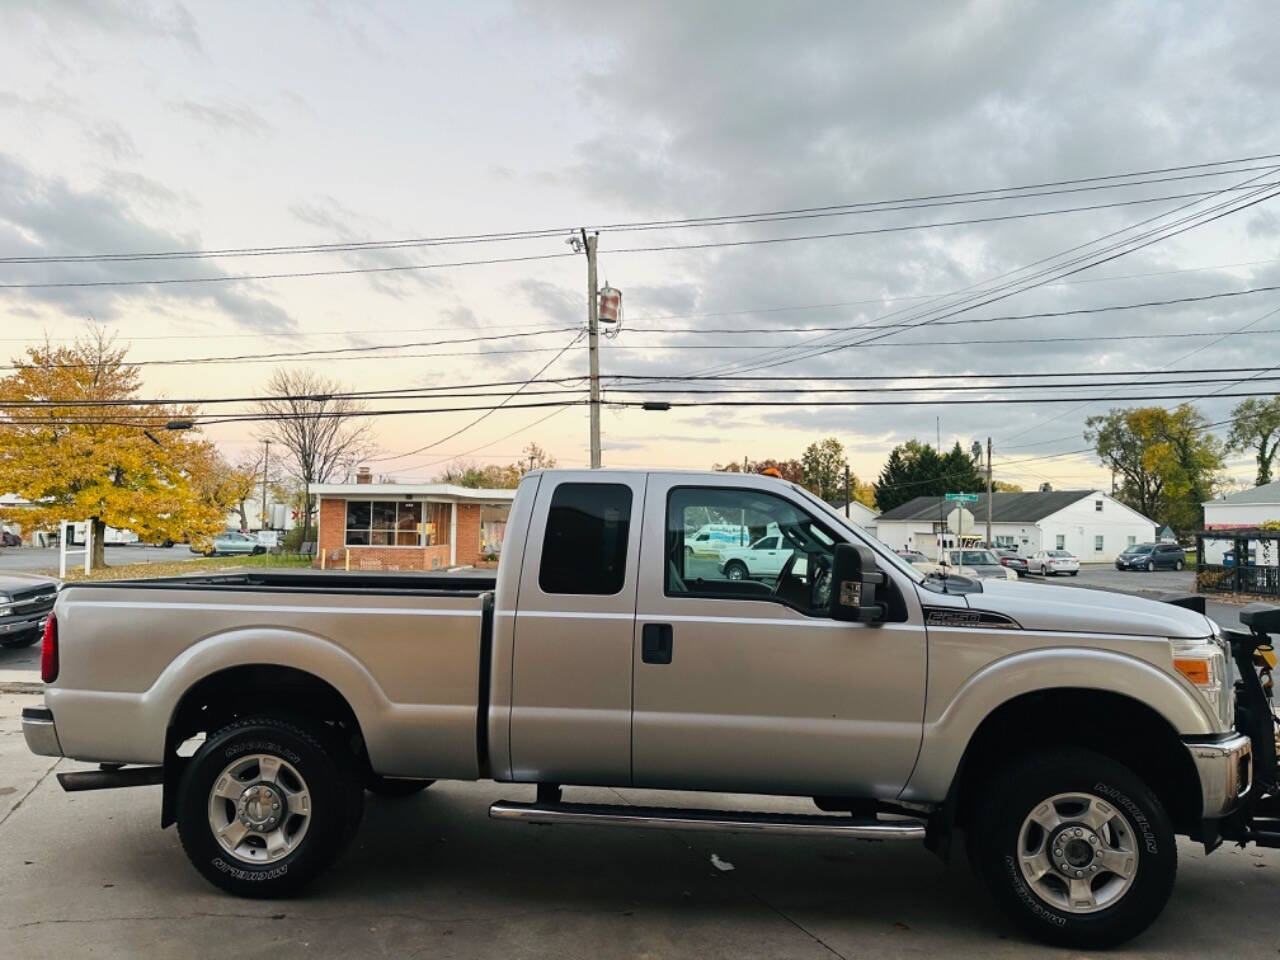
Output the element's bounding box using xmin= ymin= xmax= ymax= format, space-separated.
xmin=46 ymin=571 xmax=496 ymax=780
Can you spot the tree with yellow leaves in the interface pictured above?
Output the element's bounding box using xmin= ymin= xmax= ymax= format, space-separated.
xmin=0 ymin=329 xmax=227 ymax=567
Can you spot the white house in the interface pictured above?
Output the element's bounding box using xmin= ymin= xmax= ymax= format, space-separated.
xmin=828 ymin=498 xmax=878 ymax=536
xmin=1203 ymin=480 xmax=1280 ymax=531
xmin=874 ymin=490 xmax=1157 ymax=562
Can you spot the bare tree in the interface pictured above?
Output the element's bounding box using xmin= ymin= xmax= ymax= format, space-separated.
xmin=254 ymin=369 xmax=373 ymax=541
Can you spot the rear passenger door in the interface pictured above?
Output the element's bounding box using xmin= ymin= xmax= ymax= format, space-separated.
xmin=507 ymin=473 xmax=646 ymax=785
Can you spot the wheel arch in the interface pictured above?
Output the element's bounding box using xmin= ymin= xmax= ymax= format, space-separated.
xmin=950 ymin=688 xmax=1204 ymax=837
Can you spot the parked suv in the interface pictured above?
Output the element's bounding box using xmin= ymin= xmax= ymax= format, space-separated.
xmin=1116 ymin=542 xmax=1185 ymax=572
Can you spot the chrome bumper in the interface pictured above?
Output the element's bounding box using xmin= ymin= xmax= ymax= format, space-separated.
xmin=21 ymin=705 xmax=63 ymax=758
xmin=0 ymin=612 xmax=48 ymax=636
xmin=1185 ymin=733 xmax=1252 ymax=818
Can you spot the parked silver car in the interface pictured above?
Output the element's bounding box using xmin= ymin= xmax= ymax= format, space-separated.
xmin=189 ymin=531 xmax=265 ymax=557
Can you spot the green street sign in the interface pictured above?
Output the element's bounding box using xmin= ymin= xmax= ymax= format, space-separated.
xmin=945 ymin=492 xmax=979 ymax=502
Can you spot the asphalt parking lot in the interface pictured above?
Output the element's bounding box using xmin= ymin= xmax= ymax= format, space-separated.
xmin=0 ymin=687 xmax=1275 ymax=960
xmin=2 ymin=559 xmax=1275 ymax=958
xmin=0 ymin=545 xmax=199 ymax=574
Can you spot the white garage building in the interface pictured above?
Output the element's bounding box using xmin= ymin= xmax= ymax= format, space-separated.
xmin=874 ymin=490 xmax=1157 ymax=562
xmin=1203 ymin=480 xmax=1280 ymax=531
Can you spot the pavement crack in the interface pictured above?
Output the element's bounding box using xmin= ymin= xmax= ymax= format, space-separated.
xmin=0 ymin=757 xmax=60 ymax=830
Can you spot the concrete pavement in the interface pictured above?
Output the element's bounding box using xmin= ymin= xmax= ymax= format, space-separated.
xmin=0 ymin=687 xmax=1276 ymax=959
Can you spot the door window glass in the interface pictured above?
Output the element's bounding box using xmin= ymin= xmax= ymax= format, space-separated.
xmin=666 ymin=486 xmax=836 ymax=614
xmin=539 ymin=483 xmax=632 ymax=595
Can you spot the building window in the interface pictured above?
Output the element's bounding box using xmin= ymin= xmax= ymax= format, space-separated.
xmin=1056 ymin=534 xmax=1065 ymax=550
xmin=1095 ymin=535 xmax=1104 ymax=551
xmin=345 ymin=500 xmax=427 ymax=547
xmin=1095 ymin=500 xmax=1103 ymax=512
xmin=1127 ymin=535 xmax=1136 ymax=547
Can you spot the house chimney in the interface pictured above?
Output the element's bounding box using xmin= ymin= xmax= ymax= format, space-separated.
xmin=356 ymin=466 xmax=373 ymax=485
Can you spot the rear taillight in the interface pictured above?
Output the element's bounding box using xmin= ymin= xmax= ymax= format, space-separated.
xmin=41 ymin=611 xmax=58 ymax=684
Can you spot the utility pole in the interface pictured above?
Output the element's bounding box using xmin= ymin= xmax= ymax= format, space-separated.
xmin=261 ymin=439 xmax=270 ymax=530
xmin=844 ymin=464 xmax=851 ymax=517
xmin=985 ymin=436 xmax=993 ymax=548
xmin=584 ymin=231 xmax=602 ymax=469
xmin=743 ymin=455 xmax=749 ymax=473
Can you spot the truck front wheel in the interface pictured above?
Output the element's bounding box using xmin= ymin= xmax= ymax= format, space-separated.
xmin=176 ymin=716 xmax=361 ymax=897
xmin=972 ymin=748 xmax=1175 ymax=949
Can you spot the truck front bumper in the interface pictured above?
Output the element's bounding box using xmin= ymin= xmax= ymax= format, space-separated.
xmin=22 ymin=705 xmax=63 ymax=758
xmin=1185 ymin=733 xmax=1252 ymax=818
xmin=0 ymin=611 xmax=49 ymax=638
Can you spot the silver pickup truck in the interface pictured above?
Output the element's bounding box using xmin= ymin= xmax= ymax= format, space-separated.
xmin=21 ymin=469 xmax=1280 ymax=947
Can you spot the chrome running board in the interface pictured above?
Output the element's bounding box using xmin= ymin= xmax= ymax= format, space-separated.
xmin=489 ymin=800 xmax=926 ymax=840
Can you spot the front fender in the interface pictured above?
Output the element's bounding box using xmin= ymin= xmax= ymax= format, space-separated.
xmin=899 ymin=647 xmax=1216 ymax=803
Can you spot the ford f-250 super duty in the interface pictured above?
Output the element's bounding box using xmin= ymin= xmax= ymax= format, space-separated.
xmin=21 ymin=469 xmax=1280 ymax=947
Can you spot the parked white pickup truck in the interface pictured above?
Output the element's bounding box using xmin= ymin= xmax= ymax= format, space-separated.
xmin=22 ymin=470 xmax=1279 ymax=948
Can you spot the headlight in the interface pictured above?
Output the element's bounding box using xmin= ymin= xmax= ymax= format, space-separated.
xmin=1171 ymin=633 xmax=1234 ymax=730
xmin=0 ymin=606 xmax=12 ymax=617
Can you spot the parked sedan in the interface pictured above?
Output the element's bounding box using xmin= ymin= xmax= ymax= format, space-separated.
xmin=994 ymin=549 xmax=1029 ymax=577
xmin=1115 ymin=542 xmax=1186 ymax=572
xmin=1030 ymin=549 xmax=1080 ymax=576
xmin=190 ymin=531 xmax=266 ymax=557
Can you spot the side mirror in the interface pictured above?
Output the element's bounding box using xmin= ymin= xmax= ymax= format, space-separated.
xmin=829 ymin=543 xmax=886 ymax=623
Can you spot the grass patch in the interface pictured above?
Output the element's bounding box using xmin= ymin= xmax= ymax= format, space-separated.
xmin=46 ymin=552 xmax=313 ymax=583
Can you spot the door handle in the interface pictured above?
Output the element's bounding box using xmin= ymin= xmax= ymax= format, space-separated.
xmin=642 ymin=623 xmax=674 ymax=664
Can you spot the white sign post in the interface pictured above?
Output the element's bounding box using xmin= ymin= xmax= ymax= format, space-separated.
xmin=59 ymin=519 xmax=92 ymax=578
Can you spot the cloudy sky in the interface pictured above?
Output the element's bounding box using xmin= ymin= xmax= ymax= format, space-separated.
xmin=2 ymin=0 xmax=1278 ymax=491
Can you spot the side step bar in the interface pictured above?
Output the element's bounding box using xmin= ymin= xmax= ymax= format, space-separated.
xmin=489 ymin=800 xmax=926 ymax=840
xmin=57 ymin=766 xmax=164 ymax=792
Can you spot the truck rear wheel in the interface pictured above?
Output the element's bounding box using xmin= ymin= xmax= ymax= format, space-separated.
xmin=176 ymin=716 xmax=361 ymax=897
xmin=972 ymin=748 xmax=1175 ymax=949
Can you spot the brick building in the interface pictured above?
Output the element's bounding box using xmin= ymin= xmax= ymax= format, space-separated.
xmin=312 ymin=478 xmax=514 ymax=572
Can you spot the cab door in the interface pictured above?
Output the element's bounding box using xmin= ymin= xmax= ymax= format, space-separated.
xmin=631 ymin=476 xmax=927 ymax=798
xmin=507 ymin=472 xmax=646 ymax=785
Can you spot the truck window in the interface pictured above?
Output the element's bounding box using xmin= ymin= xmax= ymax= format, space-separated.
xmin=667 ymin=486 xmax=835 ymax=615
xmin=538 ymin=482 xmax=633 ymax=595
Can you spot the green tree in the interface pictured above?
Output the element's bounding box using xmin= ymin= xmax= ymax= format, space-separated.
xmin=800 ymin=437 xmax=850 ymax=503
xmin=1226 ymin=396 xmax=1280 ymax=487
xmin=874 ymin=439 xmax=982 ymax=511
xmin=1085 ymin=405 xmax=1223 ymax=532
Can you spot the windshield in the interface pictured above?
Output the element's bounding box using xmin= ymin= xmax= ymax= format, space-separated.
xmin=962 ymin=550 xmax=999 ymax=565
xmin=1048 ymin=550 xmax=1072 ymax=558
xmin=1125 ymin=545 xmax=1152 ymax=554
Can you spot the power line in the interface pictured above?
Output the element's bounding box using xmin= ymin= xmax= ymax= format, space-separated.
xmin=9 ymin=152 xmax=1279 ymax=265
xmin=365 ymin=332 xmax=586 ymax=463
xmin=663 ymin=165 xmax=1280 ymax=383
xmin=0 ymin=250 xmax=578 ymax=289
xmin=705 ymin=175 xmax=1280 ymax=378
xmin=7 ymin=183 xmax=1279 ymax=292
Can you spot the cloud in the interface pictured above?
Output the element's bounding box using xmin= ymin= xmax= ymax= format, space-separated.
xmin=518 ymin=0 xmax=1280 ymax=477
xmin=83 ymin=121 xmax=139 ymax=162
xmin=0 ymin=152 xmax=293 ymax=333
xmin=24 ymin=0 xmax=202 ymax=52
xmin=169 ymin=100 xmax=273 ymax=137
xmin=288 ymin=196 xmax=445 ymax=299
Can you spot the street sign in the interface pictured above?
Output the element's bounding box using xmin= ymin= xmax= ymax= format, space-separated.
xmin=945 ymin=492 xmax=979 ymax=502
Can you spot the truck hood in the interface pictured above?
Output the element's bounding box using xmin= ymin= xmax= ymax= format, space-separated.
xmin=965 ymin=578 xmax=1213 ymax=639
